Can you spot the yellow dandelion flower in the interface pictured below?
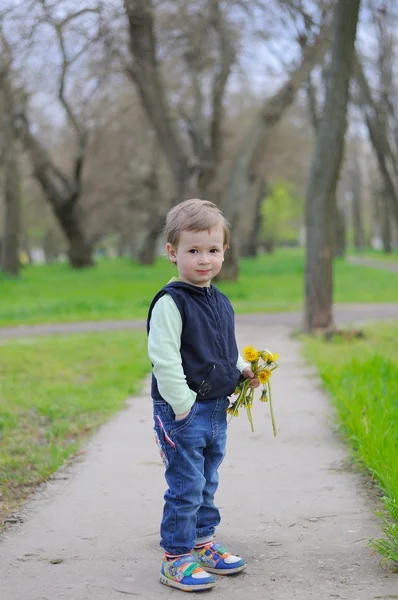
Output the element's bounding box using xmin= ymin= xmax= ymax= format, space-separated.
xmin=243 ymin=345 xmax=259 ymax=362
xmin=262 ymin=350 xmax=279 ymax=363
xmin=258 ymin=369 xmax=271 ymax=384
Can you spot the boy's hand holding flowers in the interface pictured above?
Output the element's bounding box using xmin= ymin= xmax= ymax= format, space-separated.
xmin=228 ymin=346 xmax=279 ymax=436
xmin=241 ymin=367 xmax=260 ymax=389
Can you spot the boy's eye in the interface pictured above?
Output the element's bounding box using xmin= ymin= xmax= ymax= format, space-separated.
xmin=189 ymin=249 xmax=198 ymax=254
xmin=210 ymin=249 xmax=219 ymax=253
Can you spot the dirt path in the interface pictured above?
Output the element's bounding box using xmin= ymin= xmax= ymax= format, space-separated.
xmin=1 ymin=303 xmax=397 ymax=340
xmin=0 ymin=323 xmax=396 ymax=599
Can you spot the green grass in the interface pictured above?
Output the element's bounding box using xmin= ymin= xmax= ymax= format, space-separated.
xmin=0 ymin=331 xmax=151 ymax=526
xmin=349 ymin=247 xmax=398 ymax=262
xmin=303 ymin=322 xmax=398 ymax=568
xmin=1 ymin=251 xmax=398 ymax=327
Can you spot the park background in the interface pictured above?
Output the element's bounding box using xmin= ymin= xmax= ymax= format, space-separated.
xmin=0 ymin=0 xmax=397 ymax=570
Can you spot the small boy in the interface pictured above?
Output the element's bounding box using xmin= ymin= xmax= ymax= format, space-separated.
xmin=147 ymin=199 xmax=259 ymax=592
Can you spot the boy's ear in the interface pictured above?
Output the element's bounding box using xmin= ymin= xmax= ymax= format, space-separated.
xmin=166 ymin=243 xmax=177 ymax=263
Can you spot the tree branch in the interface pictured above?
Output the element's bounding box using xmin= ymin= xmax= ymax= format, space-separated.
xmin=208 ymin=0 xmax=236 ymax=167
xmin=306 ymin=73 xmax=319 ymax=131
xmin=59 ymin=7 xmax=100 ymax=29
xmin=123 ymin=0 xmax=188 ymax=191
xmin=354 ymin=53 xmax=398 ymax=223
xmin=249 ymin=20 xmax=332 ymax=178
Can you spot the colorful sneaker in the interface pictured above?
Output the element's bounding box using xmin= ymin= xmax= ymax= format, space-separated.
xmin=192 ymin=542 xmax=246 ymax=575
xmin=160 ymin=554 xmax=216 ymax=592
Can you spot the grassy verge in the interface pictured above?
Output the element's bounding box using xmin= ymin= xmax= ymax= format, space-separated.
xmin=0 ymin=331 xmax=151 ymax=527
xmin=349 ymin=248 xmax=398 ymax=262
xmin=303 ymin=322 xmax=398 ymax=568
xmin=1 ymin=251 xmax=398 ymax=326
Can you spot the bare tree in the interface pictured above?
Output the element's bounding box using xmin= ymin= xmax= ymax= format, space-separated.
xmin=123 ymin=0 xmax=235 ymax=201
xmin=220 ymin=15 xmax=332 ymax=279
xmin=305 ymin=67 xmax=348 ymax=260
xmin=0 ymin=38 xmax=20 ymax=276
xmin=353 ymin=3 xmax=398 ymax=248
xmin=354 ymin=56 xmax=398 ymax=229
xmin=304 ymin=0 xmax=361 ymax=333
xmin=7 ymin=2 xmax=105 ymax=268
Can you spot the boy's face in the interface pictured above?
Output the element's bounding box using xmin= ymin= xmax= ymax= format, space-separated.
xmin=166 ymin=225 xmax=226 ymax=287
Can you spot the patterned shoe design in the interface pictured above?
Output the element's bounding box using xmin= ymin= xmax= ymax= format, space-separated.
xmin=160 ymin=554 xmax=216 ymax=592
xmin=192 ymin=542 xmax=246 ymax=575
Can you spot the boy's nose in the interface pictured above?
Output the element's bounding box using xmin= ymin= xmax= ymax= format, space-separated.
xmin=199 ymin=255 xmax=211 ymax=264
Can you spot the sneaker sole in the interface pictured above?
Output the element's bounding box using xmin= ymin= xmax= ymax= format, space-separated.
xmin=160 ymin=574 xmax=216 ymax=591
xmin=201 ymin=563 xmax=247 ymax=575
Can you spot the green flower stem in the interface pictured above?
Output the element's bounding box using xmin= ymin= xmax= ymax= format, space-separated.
xmin=267 ymin=380 xmax=277 ymax=437
xmin=246 ymin=403 xmax=254 ymax=432
xmin=229 ymin=377 xmax=250 ymax=420
xmin=246 ymin=387 xmax=255 ymax=432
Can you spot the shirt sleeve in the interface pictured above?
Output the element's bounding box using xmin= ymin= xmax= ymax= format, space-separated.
xmin=148 ymin=294 xmax=197 ymax=415
xmin=237 ymin=353 xmax=250 ymax=373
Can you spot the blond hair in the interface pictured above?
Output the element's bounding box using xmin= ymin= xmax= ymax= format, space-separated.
xmin=165 ymin=199 xmax=230 ymax=247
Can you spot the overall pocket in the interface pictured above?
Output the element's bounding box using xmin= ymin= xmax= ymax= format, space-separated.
xmin=197 ymin=364 xmax=217 ymax=397
xmin=153 ymin=399 xmax=198 ymax=447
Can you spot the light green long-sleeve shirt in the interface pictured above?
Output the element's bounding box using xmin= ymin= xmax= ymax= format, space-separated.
xmin=148 ymin=293 xmax=248 ymax=415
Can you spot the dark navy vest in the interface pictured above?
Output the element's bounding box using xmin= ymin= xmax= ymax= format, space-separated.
xmin=147 ymin=281 xmax=241 ymax=402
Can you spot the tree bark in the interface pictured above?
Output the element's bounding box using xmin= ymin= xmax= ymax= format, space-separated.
xmin=351 ymin=152 xmax=365 ymax=251
xmin=1 ymin=118 xmax=21 ymax=275
xmin=332 ymin=202 xmax=346 ymax=258
xmin=220 ymin=22 xmax=331 ymax=280
xmin=43 ymin=228 xmax=60 ymax=263
xmin=304 ymin=0 xmax=361 ymax=333
xmin=0 ymin=63 xmax=20 ymax=276
xmin=53 ymin=203 xmax=94 ymax=268
xmin=380 ymin=186 xmax=392 ymax=253
xmin=137 ymin=221 xmax=161 ymax=265
xmin=241 ymin=178 xmax=267 ymax=257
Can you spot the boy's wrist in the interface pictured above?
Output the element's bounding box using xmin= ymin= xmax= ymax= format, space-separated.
xmin=175 ymin=407 xmax=191 ymax=421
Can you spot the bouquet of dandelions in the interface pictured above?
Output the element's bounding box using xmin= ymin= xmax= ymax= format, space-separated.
xmin=228 ymin=346 xmax=279 ymax=436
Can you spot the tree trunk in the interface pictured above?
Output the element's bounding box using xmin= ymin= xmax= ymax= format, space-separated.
xmin=220 ymin=22 xmax=331 ymax=280
xmin=241 ymin=178 xmax=267 ymax=257
xmin=354 ymin=55 xmax=398 ymax=227
xmin=124 ymin=1 xmax=189 ymax=195
xmin=380 ymin=186 xmax=392 ymax=253
xmin=304 ymin=0 xmax=361 ymax=333
xmin=332 ymin=200 xmax=346 ymax=258
xmin=137 ymin=224 xmax=160 ymax=265
xmin=54 ymin=204 xmax=94 ymax=268
xmin=1 ymin=128 xmax=21 ymax=276
xmin=351 ymin=153 xmax=365 ymax=251
xmin=0 ymin=72 xmax=20 ymax=276
xmin=20 ymin=233 xmax=32 ymax=264
xmin=136 ymin=210 xmax=165 ymax=265
xmin=124 ymin=0 xmax=234 ymax=204
xmin=18 ymin=117 xmax=94 ymax=268
xmin=43 ymin=228 xmax=60 ymax=263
